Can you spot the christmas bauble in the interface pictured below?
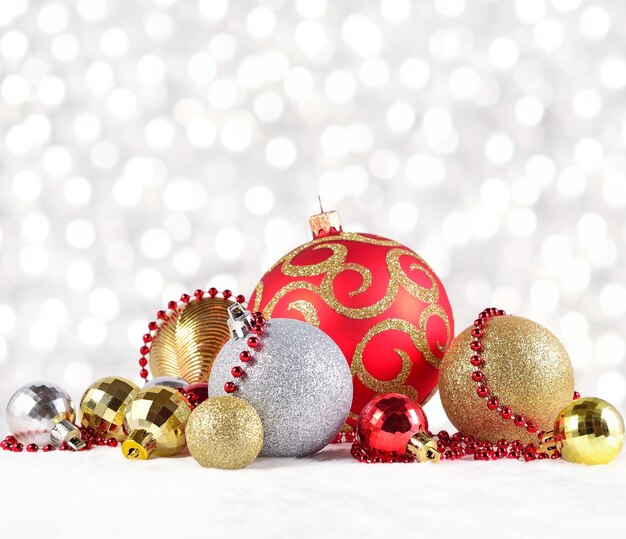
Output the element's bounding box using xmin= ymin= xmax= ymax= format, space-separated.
xmin=356 ymin=393 xmax=429 ymax=455
xmin=354 ymin=392 xmax=438 ymax=462
xmin=80 ymin=376 xmax=139 ymax=441
xmin=248 ymin=212 xmax=453 ymax=430
xmin=186 ymin=396 xmax=263 ymax=469
xmin=6 ymin=382 xmax=76 ymax=447
xmin=122 ymin=387 xmax=191 ymax=459
xmin=208 ymin=317 xmax=352 ymax=457
xmin=547 ymin=397 xmax=624 ymax=465
xmin=145 ymin=290 xmax=237 ymax=384
xmin=439 ymin=312 xmax=575 ymax=444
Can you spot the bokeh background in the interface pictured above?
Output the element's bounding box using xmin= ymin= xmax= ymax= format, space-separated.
xmin=1 ymin=0 xmax=625 ymax=433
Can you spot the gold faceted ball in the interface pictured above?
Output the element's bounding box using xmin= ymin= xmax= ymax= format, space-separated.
xmin=149 ymin=297 xmax=234 ymax=384
xmin=439 ymin=315 xmax=574 ymax=444
xmin=186 ymin=396 xmax=263 ymax=469
xmin=122 ymin=387 xmax=191 ymax=459
xmin=555 ymin=397 xmax=624 ymax=465
xmin=79 ymin=376 xmax=139 ymax=441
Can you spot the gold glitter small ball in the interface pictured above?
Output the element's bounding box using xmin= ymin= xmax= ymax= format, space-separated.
xmin=439 ymin=315 xmax=574 ymax=443
xmin=186 ymin=396 xmax=263 ymax=469
xmin=555 ymin=397 xmax=624 ymax=465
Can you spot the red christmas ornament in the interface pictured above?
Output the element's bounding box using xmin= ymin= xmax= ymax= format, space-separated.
xmin=249 ymin=208 xmax=454 ymax=431
xmin=354 ymin=393 xmax=439 ymax=462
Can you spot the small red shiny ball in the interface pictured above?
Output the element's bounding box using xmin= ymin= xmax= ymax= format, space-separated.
xmin=470 ymin=340 xmax=483 ymax=352
xmin=184 ymin=383 xmax=209 ymax=406
xmin=140 ymin=369 xmax=149 ymax=379
xmin=236 ymin=294 xmax=245 ymax=304
xmin=500 ymin=406 xmax=512 ymax=420
xmin=224 ymin=382 xmax=237 ymax=393
xmin=140 ymin=345 xmax=150 ymax=355
xmin=148 ymin=321 xmax=158 ymax=331
xmin=573 ymin=391 xmax=580 ymax=400
xmin=476 ymin=385 xmax=489 ymax=398
xmin=470 ymin=328 xmax=483 ymax=338
xmin=222 ymin=289 xmax=232 ymax=299
xmin=239 ymin=351 xmax=252 ymax=362
xmin=138 ymin=358 xmax=147 ymax=367
xmin=471 ymin=371 xmax=484 ymax=382
xmin=26 ymin=443 xmax=38 ymax=452
xmin=247 ymin=336 xmax=260 ymax=348
xmin=356 ymin=393 xmax=429 ymax=456
xmin=231 ymin=366 xmax=244 ymax=378
xmin=486 ymin=397 xmax=499 ymax=410
xmin=168 ymin=300 xmax=178 ymax=310
xmin=473 ymin=319 xmax=484 ymax=328
xmin=526 ymin=420 xmax=538 ymax=433
xmin=514 ymin=415 xmax=526 ymax=427
xmin=180 ymin=293 xmax=191 ymax=303
xmin=13 ymin=443 xmax=24 ymax=452
xmin=194 ymin=289 xmax=204 ymax=299
xmin=253 ymin=325 xmax=264 ymax=335
xmin=157 ymin=310 xmax=167 ymax=319
xmin=470 ymin=355 xmax=483 ymax=366
xmin=107 ymin=438 xmax=117 ymax=447
xmin=43 ymin=444 xmax=55 ymax=452
xmin=143 ymin=333 xmax=152 ymax=343
xmin=208 ymin=287 xmax=218 ymax=297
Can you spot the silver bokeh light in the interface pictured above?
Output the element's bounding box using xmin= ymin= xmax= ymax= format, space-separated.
xmin=5 ymin=381 xmax=79 ymax=447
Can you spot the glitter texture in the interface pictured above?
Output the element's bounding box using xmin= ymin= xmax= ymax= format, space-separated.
xmin=439 ymin=315 xmax=574 ymax=443
xmin=208 ymin=319 xmax=352 ymax=457
xmin=186 ymin=396 xmax=263 ymax=469
xmin=5 ymin=382 xmax=75 ymax=446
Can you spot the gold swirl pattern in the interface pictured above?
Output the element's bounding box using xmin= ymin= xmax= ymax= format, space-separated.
xmin=351 ymin=318 xmax=437 ymax=398
xmin=287 ymin=300 xmax=320 ymax=327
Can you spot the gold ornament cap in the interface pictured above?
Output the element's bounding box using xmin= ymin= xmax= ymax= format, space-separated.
xmin=309 ymin=197 xmax=342 ymax=239
xmin=406 ymin=432 xmax=441 ymax=463
xmin=122 ymin=429 xmax=157 ymax=460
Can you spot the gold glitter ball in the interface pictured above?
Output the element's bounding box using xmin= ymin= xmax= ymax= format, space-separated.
xmin=122 ymin=387 xmax=191 ymax=459
xmin=79 ymin=376 xmax=139 ymax=441
xmin=553 ymin=397 xmax=624 ymax=465
xmin=439 ymin=315 xmax=574 ymax=444
xmin=186 ymin=396 xmax=263 ymax=470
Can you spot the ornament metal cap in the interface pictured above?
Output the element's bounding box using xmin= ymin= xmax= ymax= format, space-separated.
xmin=49 ymin=419 xmax=86 ymax=451
xmin=227 ymin=303 xmax=254 ymax=339
xmin=309 ymin=197 xmax=342 ymax=239
xmin=539 ymin=430 xmax=559 ymax=457
xmin=122 ymin=429 xmax=157 ymax=460
xmin=406 ymin=432 xmax=441 ymax=463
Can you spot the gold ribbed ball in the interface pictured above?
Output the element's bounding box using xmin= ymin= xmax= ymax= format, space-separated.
xmin=79 ymin=376 xmax=139 ymax=441
xmin=555 ymin=397 xmax=624 ymax=465
xmin=439 ymin=315 xmax=574 ymax=444
xmin=186 ymin=396 xmax=263 ymax=469
xmin=149 ymin=297 xmax=234 ymax=384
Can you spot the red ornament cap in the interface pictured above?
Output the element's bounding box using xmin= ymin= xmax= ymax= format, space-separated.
xmin=308 ymin=198 xmax=343 ymax=239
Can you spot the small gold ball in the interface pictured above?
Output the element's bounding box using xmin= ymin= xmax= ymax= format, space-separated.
xmin=555 ymin=397 xmax=625 ymax=465
xmin=439 ymin=316 xmax=574 ymax=443
xmin=186 ymin=396 xmax=263 ymax=469
xmin=79 ymin=376 xmax=139 ymax=441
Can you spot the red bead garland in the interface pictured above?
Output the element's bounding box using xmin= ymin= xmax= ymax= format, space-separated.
xmin=1 ymin=425 xmax=120 ymax=454
xmin=138 ymin=288 xmax=245 ymax=382
xmin=223 ymin=311 xmax=266 ymax=395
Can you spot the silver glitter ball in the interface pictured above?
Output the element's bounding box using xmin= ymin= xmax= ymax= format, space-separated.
xmin=143 ymin=376 xmax=189 ymax=390
xmin=208 ymin=318 xmax=353 ymax=457
xmin=5 ymin=382 xmax=76 ymax=446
